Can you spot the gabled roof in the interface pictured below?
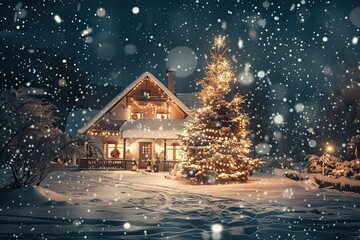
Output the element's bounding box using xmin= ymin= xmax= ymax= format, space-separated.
xmin=92 ymin=120 xmax=126 ymax=131
xmin=78 ymin=72 xmax=191 ymax=134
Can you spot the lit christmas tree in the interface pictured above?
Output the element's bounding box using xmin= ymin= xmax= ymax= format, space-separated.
xmin=181 ymin=36 xmax=263 ymax=183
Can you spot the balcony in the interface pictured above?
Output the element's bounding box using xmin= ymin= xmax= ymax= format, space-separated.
xmin=131 ymin=95 xmax=168 ymax=103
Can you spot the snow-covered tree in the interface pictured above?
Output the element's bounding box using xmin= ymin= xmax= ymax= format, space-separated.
xmin=305 ymin=154 xmax=340 ymax=176
xmin=305 ymin=153 xmax=360 ymax=179
xmin=0 ymin=89 xmax=103 ymax=188
xmin=180 ymin=37 xmax=262 ymax=183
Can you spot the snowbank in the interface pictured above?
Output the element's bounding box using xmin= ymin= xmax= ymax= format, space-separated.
xmin=0 ymin=185 xmax=71 ymax=207
xmin=313 ymin=174 xmax=360 ymax=193
xmin=275 ymin=168 xmax=360 ymax=193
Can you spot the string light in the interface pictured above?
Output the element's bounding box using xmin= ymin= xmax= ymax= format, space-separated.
xmin=90 ymin=131 xmax=120 ymax=136
xmin=180 ymin=36 xmax=263 ymax=183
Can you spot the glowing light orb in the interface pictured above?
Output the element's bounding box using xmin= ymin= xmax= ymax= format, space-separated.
xmin=273 ymin=114 xmax=284 ymax=125
xmin=96 ymin=7 xmax=106 ymax=17
xmin=257 ymin=70 xmax=266 ymax=78
xmin=350 ymin=7 xmax=360 ymax=28
xmin=54 ymin=15 xmax=62 ymax=24
xmin=294 ymin=103 xmax=305 ymax=112
xmin=237 ymin=38 xmax=244 ymax=49
xmin=238 ymin=63 xmax=254 ymax=85
xmin=166 ymin=46 xmax=197 ymax=77
xmin=81 ymin=28 xmax=93 ymax=36
xmin=123 ymin=222 xmax=131 ymax=229
xmin=326 ymin=146 xmax=333 ymax=152
xmin=211 ymin=224 xmax=223 ymax=233
xmin=58 ymin=79 xmax=66 ymax=87
xmin=132 ymin=7 xmax=140 ymax=14
xmin=238 ymin=71 xmax=254 ymax=85
xmin=352 ymin=36 xmax=359 ymax=45
xmin=273 ymin=131 xmax=283 ymax=141
xmin=308 ymin=140 xmax=317 ymax=148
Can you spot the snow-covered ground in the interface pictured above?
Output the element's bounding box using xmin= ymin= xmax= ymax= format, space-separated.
xmin=1 ymin=167 xmax=360 ymax=240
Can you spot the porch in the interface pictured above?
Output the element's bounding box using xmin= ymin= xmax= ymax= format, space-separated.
xmin=78 ymin=158 xmax=179 ymax=172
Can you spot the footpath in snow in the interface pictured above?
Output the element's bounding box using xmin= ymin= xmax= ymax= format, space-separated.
xmin=0 ymin=167 xmax=359 ymax=240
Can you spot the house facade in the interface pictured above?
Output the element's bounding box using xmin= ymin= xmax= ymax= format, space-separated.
xmin=78 ymin=71 xmax=193 ymax=170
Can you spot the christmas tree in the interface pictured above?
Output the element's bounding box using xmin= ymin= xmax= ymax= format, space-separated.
xmin=181 ymin=36 xmax=263 ymax=183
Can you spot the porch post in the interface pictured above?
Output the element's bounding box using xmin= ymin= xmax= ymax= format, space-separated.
xmin=123 ymin=138 xmax=127 ymax=170
xmin=163 ymin=139 xmax=167 ymax=171
xmin=123 ymin=139 xmax=127 ymax=160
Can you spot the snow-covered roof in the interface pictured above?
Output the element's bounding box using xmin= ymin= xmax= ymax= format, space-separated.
xmin=120 ymin=118 xmax=186 ymax=139
xmin=92 ymin=120 xmax=126 ymax=131
xmin=78 ymin=72 xmax=191 ymax=134
xmin=176 ymin=92 xmax=201 ymax=109
xmin=65 ymin=108 xmax=100 ymax=134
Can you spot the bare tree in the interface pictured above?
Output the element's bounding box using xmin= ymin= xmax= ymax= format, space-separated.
xmin=0 ymin=89 xmax=103 ymax=188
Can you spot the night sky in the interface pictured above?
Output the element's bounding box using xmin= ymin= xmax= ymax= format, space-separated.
xmin=1 ymin=0 xmax=359 ymax=157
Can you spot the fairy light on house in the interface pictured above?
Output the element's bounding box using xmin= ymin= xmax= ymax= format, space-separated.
xmin=77 ymin=71 xmax=195 ymax=171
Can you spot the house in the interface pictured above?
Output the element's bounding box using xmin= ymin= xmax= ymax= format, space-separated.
xmin=77 ymin=70 xmax=197 ymax=171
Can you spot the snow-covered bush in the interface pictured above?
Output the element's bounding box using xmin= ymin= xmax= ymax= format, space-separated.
xmin=305 ymin=153 xmax=360 ymax=179
xmin=0 ymin=89 xmax=103 ymax=188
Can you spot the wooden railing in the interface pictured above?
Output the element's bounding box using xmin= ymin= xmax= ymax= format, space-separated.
xmin=79 ymin=159 xmax=179 ymax=172
xmin=79 ymin=159 xmax=133 ymax=170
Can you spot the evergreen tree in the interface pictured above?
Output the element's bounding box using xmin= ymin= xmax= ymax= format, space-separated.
xmin=181 ymin=36 xmax=262 ymax=183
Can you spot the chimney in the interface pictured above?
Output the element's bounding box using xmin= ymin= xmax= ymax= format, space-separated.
xmin=167 ymin=68 xmax=176 ymax=94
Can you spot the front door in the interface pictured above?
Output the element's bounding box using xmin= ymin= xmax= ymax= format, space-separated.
xmin=139 ymin=142 xmax=152 ymax=169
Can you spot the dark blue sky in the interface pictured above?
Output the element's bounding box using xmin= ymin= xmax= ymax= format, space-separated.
xmin=1 ymin=0 xmax=359 ymax=93
xmin=1 ymin=0 xmax=359 ymax=156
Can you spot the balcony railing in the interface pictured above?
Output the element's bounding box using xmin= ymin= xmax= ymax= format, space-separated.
xmin=131 ymin=95 xmax=168 ymax=102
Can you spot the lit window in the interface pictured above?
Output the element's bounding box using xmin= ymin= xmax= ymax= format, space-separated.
xmin=105 ymin=143 xmax=123 ymax=159
xmin=166 ymin=143 xmax=183 ymax=160
xmin=156 ymin=113 xmax=168 ymax=119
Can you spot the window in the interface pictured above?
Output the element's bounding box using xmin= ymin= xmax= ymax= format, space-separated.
xmin=166 ymin=143 xmax=184 ymax=160
xmin=105 ymin=143 xmax=123 ymax=159
xmin=156 ymin=113 xmax=168 ymax=119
